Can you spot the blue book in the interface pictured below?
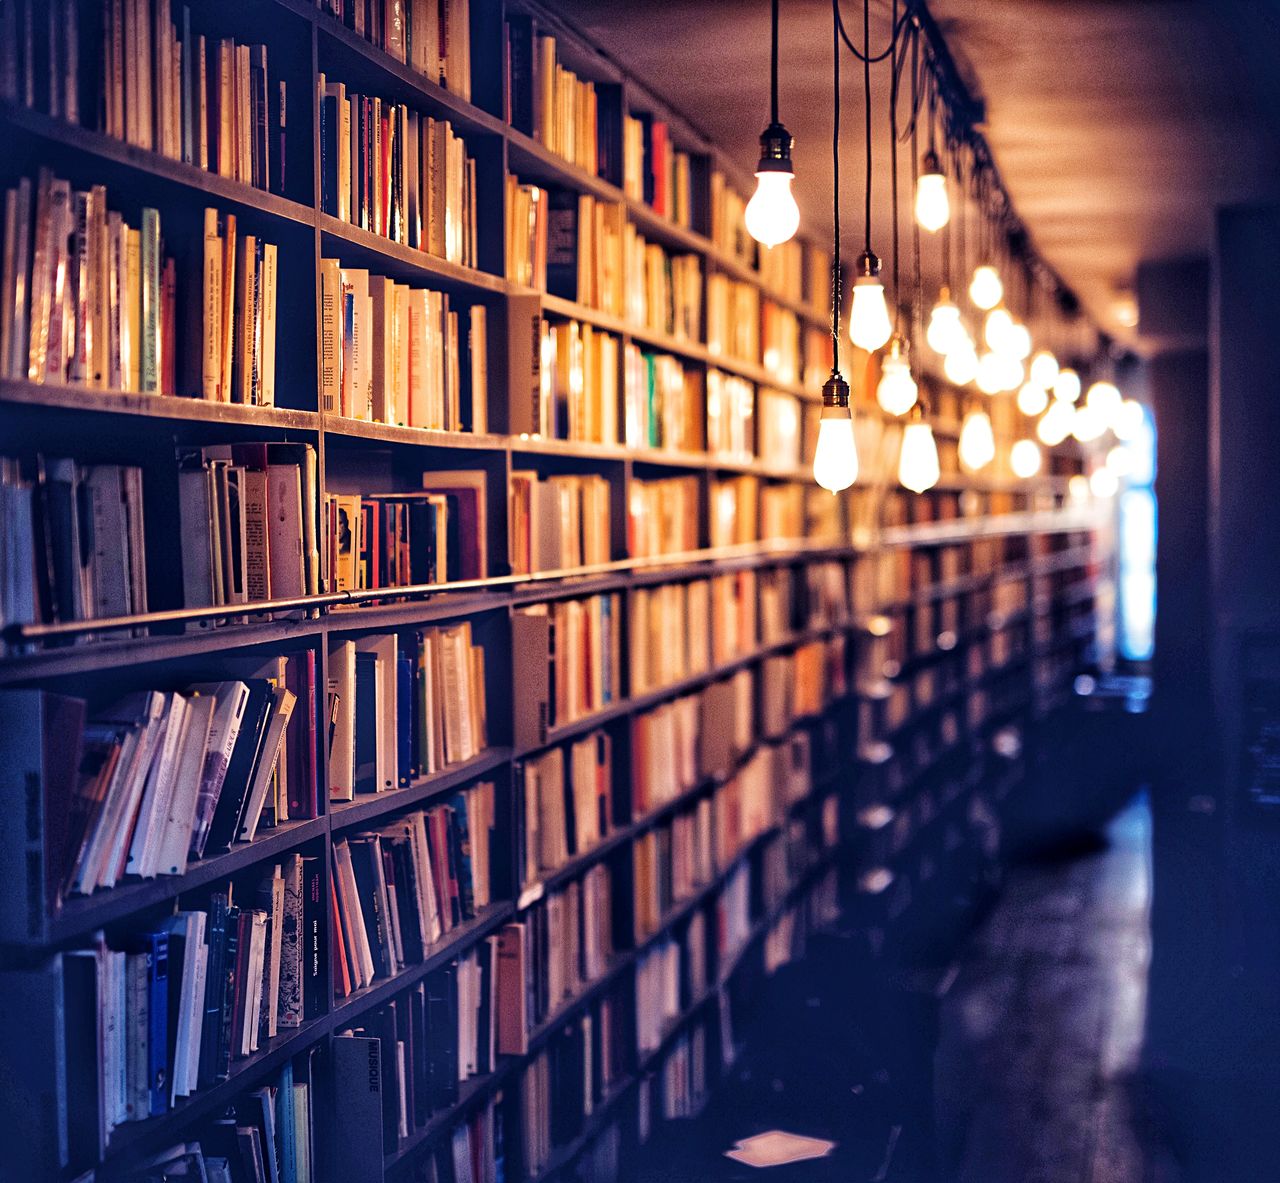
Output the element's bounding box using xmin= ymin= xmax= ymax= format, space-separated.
xmin=397 ymin=651 xmax=413 ymax=785
xmin=276 ymin=1060 xmax=296 ymax=1183
xmin=141 ymin=929 xmax=170 ymax=1116
xmin=353 ymin=650 xmax=378 ymax=794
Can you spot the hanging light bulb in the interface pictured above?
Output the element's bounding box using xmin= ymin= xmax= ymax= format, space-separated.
xmin=1090 ymin=466 xmax=1119 ymax=498
xmin=984 ymin=307 xmax=1014 ymax=352
xmin=944 ymin=336 xmax=979 ymax=386
xmin=1113 ymin=398 xmax=1145 ymax=441
xmin=926 ymin=290 xmax=963 ymax=355
xmin=745 ymin=0 xmax=799 ymax=247
xmin=1053 ymin=367 xmax=1082 ymax=403
xmin=1072 ymin=402 xmax=1107 ymax=442
xmin=976 ymin=351 xmax=1004 ymax=394
xmin=915 ymin=150 xmax=949 ymax=232
xmin=1029 ymin=350 xmax=1059 ymax=389
xmin=850 ymin=251 xmax=893 ymax=352
xmin=1085 ymin=379 xmax=1122 ymax=421
xmin=1037 ymin=399 xmax=1075 ymax=446
xmin=876 ymin=334 xmax=918 ymax=415
xmin=1106 ymin=444 xmax=1133 ymax=476
xmin=997 ymin=354 xmax=1025 ymax=392
xmin=970 ymin=264 xmax=1003 ymax=310
xmin=814 ymin=372 xmax=859 ymax=492
xmin=1004 ymin=322 xmax=1032 ymax=361
xmin=1010 ymin=438 xmax=1042 ymax=478
xmin=899 ymin=407 xmax=940 ymax=493
xmin=959 ymin=408 xmax=996 ymax=471
xmin=1017 ymin=381 xmax=1049 ymax=417
xmin=1068 ymin=473 xmax=1091 ymax=501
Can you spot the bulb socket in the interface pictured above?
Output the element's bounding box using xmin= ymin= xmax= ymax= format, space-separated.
xmin=856 ymin=249 xmax=882 ymax=280
xmin=756 ymin=122 xmax=795 ymax=173
xmin=922 ymin=149 xmax=943 ymax=177
xmin=821 ymin=370 xmax=851 ymax=410
xmin=887 ymin=332 xmax=910 ymax=361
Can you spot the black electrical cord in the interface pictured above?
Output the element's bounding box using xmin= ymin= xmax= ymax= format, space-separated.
xmin=830 ymin=0 xmax=842 ymax=370
xmin=770 ymin=0 xmax=780 ymax=126
xmin=862 ymin=0 xmax=872 ymax=253
xmin=889 ymin=0 xmax=900 ymax=327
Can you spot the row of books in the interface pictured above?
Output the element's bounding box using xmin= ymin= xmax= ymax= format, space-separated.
xmin=327 ymin=623 xmax=489 ymax=800
xmin=509 ymin=470 xmax=612 ymax=576
xmin=634 ymin=932 xmax=689 ymax=1055
xmin=323 ymin=471 xmax=487 ymax=596
xmin=628 ymin=475 xmax=699 ymax=560
xmin=505 ymin=177 xmax=548 ymax=291
xmin=705 ymin=370 xmax=755 ymax=463
xmin=519 ymin=992 xmax=625 ymax=1178
xmin=710 ymin=474 xmax=759 ymax=547
xmin=126 ymin=1057 xmax=317 ymax=1183
xmin=623 ymin=346 xmax=702 ymax=453
xmin=319 ymin=258 xmax=488 ymax=431
xmin=706 ymin=274 xmax=760 ymax=364
xmin=517 ymin=730 xmax=612 ymax=890
xmin=761 ymin=301 xmax=801 ymax=386
xmin=319 ymin=77 xmax=478 ymax=268
xmin=322 ymin=0 xmax=473 ymax=101
xmin=0 ymin=456 xmax=146 ymax=647
xmin=629 ymin=572 xmax=758 ymax=698
xmin=535 ymin=316 xmax=621 ymax=443
xmin=624 ymin=226 xmax=702 ymax=342
xmin=331 ymin=781 xmax=494 ymax=995
xmin=0 ymin=1 xmax=286 ymax=194
xmin=761 ymin=482 xmax=805 ymax=543
xmin=512 ymin=593 xmax=623 ymax=748
xmin=179 ymin=443 xmax=319 ymax=615
xmin=632 ymin=803 xmax=713 ymax=942
xmin=2 ymin=171 xmax=177 ymax=393
xmin=623 ymin=112 xmax=694 ymax=229
xmin=45 ymin=862 xmax=324 ymax=1166
xmin=1 ymin=675 xmax=315 ymax=938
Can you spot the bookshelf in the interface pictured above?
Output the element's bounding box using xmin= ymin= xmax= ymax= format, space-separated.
xmin=0 ymin=2 xmax=1108 ymax=1181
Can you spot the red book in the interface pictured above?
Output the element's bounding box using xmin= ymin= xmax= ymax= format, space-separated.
xmin=330 ymin=877 xmax=351 ymax=997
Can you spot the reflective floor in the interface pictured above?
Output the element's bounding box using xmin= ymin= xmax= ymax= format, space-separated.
xmin=636 ymin=797 xmax=1183 ymax=1182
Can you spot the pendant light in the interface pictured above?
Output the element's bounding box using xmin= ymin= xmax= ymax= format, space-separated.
xmin=944 ymin=337 xmax=978 ymax=385
xmin=1086 ymin=377 xmax=1122 ymax=421
xmin=899 ymin=404 xmax=940 ymax=492
xmin=1053 ymin=367 xmax=1082 ymax=403
xmin=745 ymin=0 xmax=800 ymax=248
xmin=876 ymin=7 xmax=917 ymax=415
xmin=849 ymin=0 xmax=892 ymax=353
xmin=1029 ymin=349 xmax=1059 ymax=389
xmin=1010 ymin=438 xmax=1042 ymax=478
xmin=969 ymin=176 xmax=1003 ymax=309
xmin=915 ymin=77 xmax=948 ymax=231
xmin=959 ymin=405 xmax=996 ymax=471
xmin=1037 ymin=397 xmax=1074 ymax=445
xmin=1017 ymin=380 xmax=1049 ymax=417
xmin=926 ymin=138 xmax=963 ymax=355
xmin=813 ymin=0 xmax=858 ymax=492
xmin=984 ymin=306 xmax=1014 ymax=352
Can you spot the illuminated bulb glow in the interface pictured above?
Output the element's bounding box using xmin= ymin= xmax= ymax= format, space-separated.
xmin=745 ymin=170 xmax=800 ymax=248
xmin=876 ymin=339 xmax=918 ymax=416
xmin=984 ymin=307 xmax=1014 ymax=352
xmin=1037 ymin=399 xmax=1075 ymax=446
xmin=850 ymin=276 xmax=893 ymax=352
xmin=915 ymin=171 xmax=950 ymax=233
xmin=1086 ymin=380 xmax=1122 ymax=420
xmin=813 ymin=404 xmax=859 ymax=492
xmin=1106 ymin=444 xmax=1133 ymax=476
xmin=899 ymin=420 xmax=941 ymax=493
xmin=1004 ymin=323 xmax=1032 ymax=361
xmin=1053 ymin=368 xmax=1082 ymax=403
xmin=997 ymin=354 xmax=1025 ymax=392
xmin=1017 ymin=381 xmax=1049 ymax=417
xmin=969 ymin=264 xmax=1003 ymax=310
xmin=976 ymin=351 xmax=1005 ymax=394
xmin=1010 ymin=438 xmax=1042 ymax=478
xmin=1072 ymin=403 xmax=1107 ymax=442
xmin=926 ymin=296 xmax=964 ymax=355
xmin=958 ymin=409 xmax=996 ymax=471
xmin=1113 ymin=398 xmax=1145 ymax=441
xmin=944 ymin=337 xmax=979 ymax=386
xmin=1068 ymin=474 xmax=1091 ymax=501
xmin=1030 ymin=350 xmax=1060 ymax=389
xmin=1090 ymin=467 xmax=1119 ymax=498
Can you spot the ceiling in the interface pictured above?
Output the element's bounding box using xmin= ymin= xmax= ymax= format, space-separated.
xmin=547 ymin=0 xmax=1280 ymax=353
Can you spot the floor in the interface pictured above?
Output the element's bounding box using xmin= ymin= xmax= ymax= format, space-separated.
xmin=635 ymin=797 xmax=1182 ymax=1183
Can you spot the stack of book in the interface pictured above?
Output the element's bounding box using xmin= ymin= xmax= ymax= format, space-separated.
xmin=629 ymin=581 xmax=712 ymax=695
xmin=509 ymin=470 xmax=612 ymax=575
xmin=505 ymin=176 xmax=547 ymax=290
xmin=323 ymin=471 xmax=488 ymax=594
xmin=623 ymin=346 xmax=703 ymax=452
xmin=179 ymin=443 xmax=319 ymax=614
xmin=322 ymin=0 xmax=472 ymax=100
xmin=543 ymin=191 xmax=626 ymax=314
xmin=711 ymin=748 xmax=778 ymax=866
xmin=320 ymin=258 xmax=487 ymax=431
xmin=506 ymin=22 xmax=601 ymax=176
xmin=331 ymin=782 xmax=495 ymax=994
xmin=623 ymin=227 xmax=701 ymax=342
xmin=709 ymin=170 xmax=752 ymax=266
xmin=710 ymin=571 xmax=759 ymax=664
xmin=328 ymin=624 xmax=489 ymax=800
xmin=632 ymin=803 xmax=713 ymax=942
xmin=539 ymin=319 xmax=621 ymax=443
xmin=2 ymin=172 xmax=185 ymax=394
xmin=319 ymin=77 xmax=477 ymax=268
xmin=0 ymin=455 xmax=146 ymax=646
xmin=1 ymin=3 xmax=287 ymax=193
xmin=512 ymin=594 xmax=623 ymax=747
xmin=517 ymin=731 xmax=613 ymax=888
xmin=628 ymin=475 xmax=700 ymax=559
xmin=630 ymin=693 xmax=702 ymax=817
xmin=707 ymin=274 xmax=761 ymax=364
xmin=622 ymin=112 xmax=693 ymax=228
xmin=710 ymin=475 xmax=760 ymax=547
xmin=706 ymin=371 xmax=756 ymax=463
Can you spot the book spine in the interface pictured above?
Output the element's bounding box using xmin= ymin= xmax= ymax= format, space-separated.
xmin=139 ymin=206 xmax=160 ymax=392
